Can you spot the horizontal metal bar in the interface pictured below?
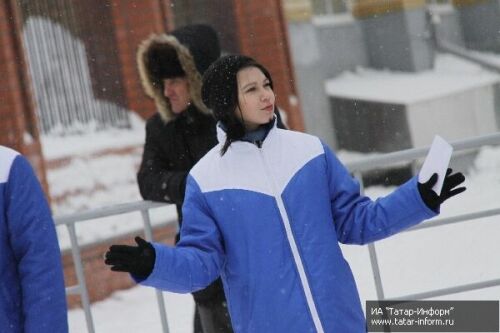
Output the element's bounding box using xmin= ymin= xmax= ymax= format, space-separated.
xmin=66 ymin=285 xmax=82 ymax=295
xmin=407 ymin=207 xmax=500 ymax=232
xmin=54 ymin=200 xmax=167 ymax=225
xmin=390 ymin=278 xmax=500 ymax=301
xmin=345 ymin=132 xmax=500 ymax=173
xmin=59 ymin=219 xmax=178 ymax=255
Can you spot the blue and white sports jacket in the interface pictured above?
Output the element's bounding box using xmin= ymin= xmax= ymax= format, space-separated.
xmin=0 ymin=146 xmax=67 ymax=332
xmin=141 ymin=124 xmax=436 ymax=332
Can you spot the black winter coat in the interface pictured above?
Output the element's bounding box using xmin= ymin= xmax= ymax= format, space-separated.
xmin=136 ymin=25 xmax=229 ymax=308
xmin=137 ymin=105 xmax=217 ymax=224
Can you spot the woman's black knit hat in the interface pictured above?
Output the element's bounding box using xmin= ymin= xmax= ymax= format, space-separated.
xmin=201 ymin=55 xmax=274 ymax=155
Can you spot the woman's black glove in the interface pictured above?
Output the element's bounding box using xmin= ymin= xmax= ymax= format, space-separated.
xmin=104 ymin=236 xmax=155 ymax=279
xmin=418 ymin=168 xmax=466 ymax=211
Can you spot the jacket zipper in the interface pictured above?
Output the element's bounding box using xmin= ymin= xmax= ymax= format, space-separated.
xmin=256 ymin=146 xmax=325 ymax=333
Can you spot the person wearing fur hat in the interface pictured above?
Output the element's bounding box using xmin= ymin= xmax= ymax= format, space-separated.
xmin=135 ymin=24 xmax=232 ymax=333
xmin=107 ymin=54 xmax=465 ymax=332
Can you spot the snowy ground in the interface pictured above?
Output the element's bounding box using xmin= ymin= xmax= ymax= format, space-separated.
xmin=68 ymin=288 xmax=195 ymax=333
xmin=39 ymin=54 xmax=500 ymax=332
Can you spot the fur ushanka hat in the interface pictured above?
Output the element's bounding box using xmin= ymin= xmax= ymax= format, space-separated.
xmin=137 ymin=24 xmax=221 ymax=123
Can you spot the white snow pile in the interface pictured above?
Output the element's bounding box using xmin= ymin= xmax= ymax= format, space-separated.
xmin=325 ymin=53 xmax=500 ymax=104
xmin=41 ymin=112 xmax=146 ymax=161
xmin=42 ymin=112 xmax=178 ymax=250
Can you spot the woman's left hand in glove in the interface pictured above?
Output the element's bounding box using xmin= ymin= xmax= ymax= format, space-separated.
xmin=418 ymin=168 xmax=466 ymax=211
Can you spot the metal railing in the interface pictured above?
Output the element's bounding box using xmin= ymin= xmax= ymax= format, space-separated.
xmin=55 ymin=200 xmax=173 ymax=333
xmin=344 ymin=132 xmax=500 ymax=301
xmin=56 ymin=132 xmax=500 ymax=332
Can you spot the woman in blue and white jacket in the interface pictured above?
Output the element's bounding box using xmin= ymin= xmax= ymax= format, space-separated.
xmin=105 ymin=55 xmax=466 ymax=332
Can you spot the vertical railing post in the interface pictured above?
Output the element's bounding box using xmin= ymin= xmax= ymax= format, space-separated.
xmin=140 ymin=209 xmax=170 ymax=333
xmin=354 ymin=171 xmax=386 ymax=300
xmin=367 ymin=243 xmax=385 ymax=300
xmin=67 ymin=223 xmax=95 ymax=333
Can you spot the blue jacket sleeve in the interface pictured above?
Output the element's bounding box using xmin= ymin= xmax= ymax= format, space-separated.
xmin=6 ymin=156 xmax=68 ymax=332
xmin=323 ymin=143 xmax=437 ymax=245
xmin=139 ymin=175 xmax=224 ymax=293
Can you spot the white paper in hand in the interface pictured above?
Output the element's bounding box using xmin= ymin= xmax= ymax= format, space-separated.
xmin=418 ymin=135 xmax=453 ymax=195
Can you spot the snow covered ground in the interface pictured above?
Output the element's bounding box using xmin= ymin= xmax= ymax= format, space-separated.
xmin=68 ymin=288 xmax=195 ymax=333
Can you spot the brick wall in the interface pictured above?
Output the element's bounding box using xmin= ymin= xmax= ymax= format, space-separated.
xmin=110 ymin=0 xmax=169 ymax=121
xmin=110 ymin=0 xmax=304 ymax=130
xmin=233 ymin=0 xmax=304 ymax=131
xmin=0 ymin=0 xmax=49 ymax=192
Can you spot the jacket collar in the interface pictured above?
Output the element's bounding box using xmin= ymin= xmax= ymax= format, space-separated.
xmin=216 ymin=116 xmax=278 ymax=148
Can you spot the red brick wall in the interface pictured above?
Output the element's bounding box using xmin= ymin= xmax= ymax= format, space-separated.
xmin=110 ymin=0 xmax=170 ymax=121
xmin=111 ymin=0 xmax=304 ymax=130
xmin=233 ymin=0 xmax=304 ymax=131
xmin=0 ymin=0 xmax=49 ymax=192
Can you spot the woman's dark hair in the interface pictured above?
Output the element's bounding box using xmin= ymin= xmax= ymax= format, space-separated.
xmin=202 ymin=55 xmax=274 ymax=155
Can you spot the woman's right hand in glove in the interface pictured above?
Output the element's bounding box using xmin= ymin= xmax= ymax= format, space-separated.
xmin=104 ymin=236 xmax=155 ymax=279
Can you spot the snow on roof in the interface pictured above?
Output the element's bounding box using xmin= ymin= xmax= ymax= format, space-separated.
xmin=325 ymin=53 xmax=500 ymax=105
xmin=41 ymin=112 xmax=145 ymax=160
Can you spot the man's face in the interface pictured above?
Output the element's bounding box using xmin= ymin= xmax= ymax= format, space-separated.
xmin=163 ymin=77 xmax=190 ymax=114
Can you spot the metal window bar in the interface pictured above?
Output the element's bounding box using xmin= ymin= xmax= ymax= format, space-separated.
xmin=20 ymin=1 xmax=130 ymax=135
xmin=55 ymin=200 xmax=173 ymax=333
xmin=348 ymin=132 xmax=500 ymax=301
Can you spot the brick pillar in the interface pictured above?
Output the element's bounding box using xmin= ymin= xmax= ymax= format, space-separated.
xmin=353 ymin=0 xmax=434 ymax=72
xmin=0 ymin=0 xmax=49 ymax=192
xmin=233 ymin=0 xmax=305 ymax=131
xmin=109 ymin=0 xmax=171 ymax=120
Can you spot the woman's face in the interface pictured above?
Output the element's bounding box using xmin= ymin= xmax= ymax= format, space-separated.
xmin=236 ymin=66 xmax=275 ymax=131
